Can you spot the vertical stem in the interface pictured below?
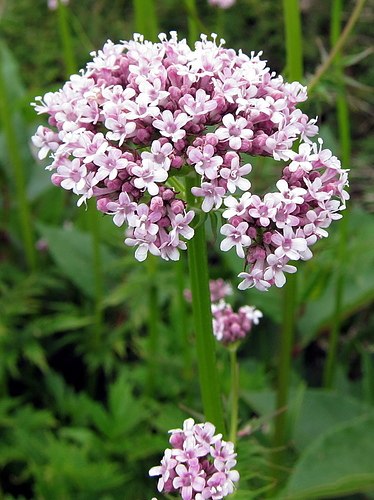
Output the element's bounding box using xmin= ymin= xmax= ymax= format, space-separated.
xmin=323 ymin=0 xmax=351 ymax=388
xmin=57 ymin=1 xmax=77 ymax=76
xmin=185 ymin=0 xmax=199 ymax=46
xmin=282 ymin=0 xmax=303 ymax=81
xmin=175 ymin=256 xmax=193 ymax=382
xmin=88 ymin=199 xmax=104 ymax=347
xmin=273 ymin=274 xmax=297 ymax=450
xmin=133 ymin=0 xmax=159 ymax=41
xmin=146 ymin=255 xmax=159 ymax=395
xmin=186 ymin=174 xmax=225 ymax=433
xmin=0 ymin=46 xmax=37 ymax=272
xmin=272 ymin=0 xmax=303 ymax=467
xmin=229 ymin=346 xmax=239 ymax=444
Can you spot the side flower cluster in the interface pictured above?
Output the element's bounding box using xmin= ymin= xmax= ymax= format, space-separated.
xmin=149 ymin=418 xmax=239 ymax=500
xmin=32 ymin=32 xmax=348 ymax=289
xmin=210 ymin=279 xmax=262 ymax=345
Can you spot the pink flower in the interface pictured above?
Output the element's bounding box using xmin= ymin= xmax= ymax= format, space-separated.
xmin=215 ymin=114 xmax=253 ymax=150
xmin=191 ymin=182 xmax=225 ymax=212
xmin=220 ymin=222 xmax=251 ymax=258
xmin=153 ymin=110 xmax=190 ymax=142
xmin=220 ymin=154 xmax=252 ymax=194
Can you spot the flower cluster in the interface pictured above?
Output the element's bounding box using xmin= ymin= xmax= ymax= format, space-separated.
xmin=32 ymin=32 xmax=348 ymax=288
xmin=149 ymin=418 xmax=239 ymax=500
xmin=210 ymin=279 xmax=262 ymax=345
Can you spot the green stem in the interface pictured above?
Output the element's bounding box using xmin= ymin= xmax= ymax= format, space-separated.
xmin=308 ymin=0 xmax=367 ymax=94
xmin=185 ymin=174 xmax=225 ymax=433
xmin=273 ymin=273 xmax=297 ymax=451
xmin=133 ymin=0 xmax=159 ymax=41
xmin=229 ymin=346 xmax=239 ymax=444
xmin=282 ymin=0 xmax=303 ymax=81
xmin=176 ymin=256 xmax=193 ymax=382
xmin=57 ymin=1 xmax=77 ymax=76
xmin=87 ymin=200 xmax=104 ymax=351
xmin=146 ymin=255 xmax=159 ymax=395
xmin=185 ymin=0 xmax=199 ymax=46
xmin=0 ymin=47 xmax=37 ymax=272
xmin=323 ymin=0 xmax=351 ymax=389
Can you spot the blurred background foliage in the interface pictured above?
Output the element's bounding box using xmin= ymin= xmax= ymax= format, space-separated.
xmin=0 ymin=0 xmax=373 ymax=498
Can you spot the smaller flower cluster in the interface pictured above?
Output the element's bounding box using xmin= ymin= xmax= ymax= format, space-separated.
xmin=149 ymin=418 xmax=239 ymax=500
xmin=210 ymin=280 xmax=262 ymax=345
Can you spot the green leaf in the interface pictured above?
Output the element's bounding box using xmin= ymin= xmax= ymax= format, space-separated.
xmin=282 ymin=415 xmax=374 ymax=499
xmin=36 ymin=222 xmax=114 ymax=298
xmin=292 ymin=389 xmax=373 ymax=450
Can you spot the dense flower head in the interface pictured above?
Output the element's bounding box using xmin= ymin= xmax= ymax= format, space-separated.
xmin=149 ymin=418 xmax=239 ymax=499
xmin=32 ymin=32 xmax=349 ymax=289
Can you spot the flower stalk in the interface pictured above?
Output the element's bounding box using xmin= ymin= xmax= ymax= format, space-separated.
xmin=186 ymin=173 xmax=225 ymax=434
xmin=229 ymin=344 xmax=239 ymax=444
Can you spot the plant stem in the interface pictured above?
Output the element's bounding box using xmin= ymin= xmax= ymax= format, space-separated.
xmin=185 ymin=0 xmax=199 ymax=46
xmin=282 ymin=0 xmax=303 ymax=81
xmin=87 ymin=200 xmax=104 ymax=348
xmin=133 ymin=0 xmax=159 ymax=41
xmin=0 ymin=45 xmax=37 ymax=272
xmin=229 ymin=345 xmax=239 ymax=444
xmin=57 ymin=1 xmax=77 ymax=76
xmin=185 ymin=174 xmax=225 ymax=433
xmin=273 ymin=273 xmax=297 ymax=451
xmin=323 ymin=0 xmax=351 ymax=389
xmin=146 ymin=254 xmax=159 ymax=395
xmin=175 ymin=256 xmax=193 ymax=382
xmin=308 ymin=0 xmax=367 ymax=94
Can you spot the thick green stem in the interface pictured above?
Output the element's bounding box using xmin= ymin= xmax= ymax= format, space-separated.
xmin=175 ymin=256 xmax=193 ymax=382
xmin=185 ymin=174 xmax=225 ymax=433
xmin=133 ymin=0 xmax=159 ymax=41
xmin=323 ymin=0 xmax=351 ymax=388
xmin=185 ymin=0 xmax=199 ymax=46
xmin=0 ymin=46 xmax=37 ymax=272
xmin=57 ymin=1 xmax=77 ymax=76
xmin=229 ymin=346 xmax=239 ymax=444
xmin=146 ymin=255 xmax=159 ymax=395
xmin=87 ymin=200 xmax=104 ymax=347
xmin=282 ymin=0 xmax=303 ymax=81
xmin=274 ymin=274 xmax=297 ymax=451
